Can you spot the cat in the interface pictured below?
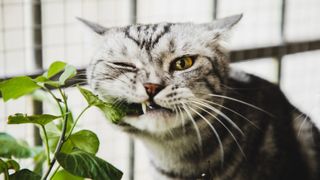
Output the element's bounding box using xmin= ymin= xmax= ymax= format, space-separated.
xmin=80 ymin=15 xmax=320 ymax=180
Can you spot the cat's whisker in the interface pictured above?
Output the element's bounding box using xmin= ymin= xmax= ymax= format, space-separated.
xmin=72 ymin=82 xmax=87 ymax=86
xmin=207 ymin=94 xmax=274 ymax=117
xmin=172 ymin=104 xmax=181 ymax=128
xmin=189 ymin=99 xmax=244 ymax=136
xmin=187 ymin=105 xmax=224 ymax=166
xmin=297 ymin=113 xmax=309 ymax=137
xmin=96 ymin=68 xmax=132 ymax=85
xmin=96 ymin=74 xmax=129 ymax=85
xmin=189 ymin=102 xmax=246 ymax=158
xmin=112 ymin=98 xmax=125 ymax=108
xmin=75 ymin=72 xmax=88 ymax=75
xmin=164 ymin=102 xmax=181 ymax=138
xmin=193 ymin=98 xmax=259 ymax=129
xmin=63 ymin=77 xmax=87 ymax=82
xmin=181 ymin=102 xmax=203 ymax=150
xmin=177 ymin=105 xmax=186 ymax=133
xmin=97 ymin=92 xmax=123 ymax=107
xmin=172 ymin=103 xmax=186 ymax=134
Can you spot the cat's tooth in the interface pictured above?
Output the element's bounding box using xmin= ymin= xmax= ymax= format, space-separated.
xmin=146 ymin=101 xmax=150 ymax=107
xmin=142 ymin=102 xmax=147 ymax=114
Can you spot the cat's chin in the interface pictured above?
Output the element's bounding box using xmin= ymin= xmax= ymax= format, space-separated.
xmin=122 ymin=109 xmax=182 ymax=133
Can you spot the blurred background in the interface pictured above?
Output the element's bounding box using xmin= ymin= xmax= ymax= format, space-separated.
xmin=0 ymin=0 xmax=319 ymax=179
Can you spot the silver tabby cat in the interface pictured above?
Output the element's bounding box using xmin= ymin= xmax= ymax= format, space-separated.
xmin=81 ymin=15 xmax=320 ymax=180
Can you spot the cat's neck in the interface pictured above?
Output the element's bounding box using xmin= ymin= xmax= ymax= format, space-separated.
xmin=136 ymin=119 xmax=231 ymax=179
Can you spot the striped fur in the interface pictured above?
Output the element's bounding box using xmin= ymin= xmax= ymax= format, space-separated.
xmin=82 ymin=15 xmax=320 ymax=179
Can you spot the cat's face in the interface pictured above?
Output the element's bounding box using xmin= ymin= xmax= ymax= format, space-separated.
xmin=83 ymin=15 xmax=241 ymax=134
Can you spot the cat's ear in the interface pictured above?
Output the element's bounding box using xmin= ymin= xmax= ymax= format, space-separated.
xmin=204 ymin=14 xmax=242 ymax=33
xmin=77 ymin=17 xmax=108 ymax=35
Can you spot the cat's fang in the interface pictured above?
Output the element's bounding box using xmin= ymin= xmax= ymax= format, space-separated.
xmin=142 ymin=102 xmax=147 ymax=114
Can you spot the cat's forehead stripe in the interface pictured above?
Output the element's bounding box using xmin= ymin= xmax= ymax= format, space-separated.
xmin=124 ymin=23 xmax=172 ymax=52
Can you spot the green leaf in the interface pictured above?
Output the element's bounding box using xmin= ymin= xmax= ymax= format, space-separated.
xmin=62 ymin=130 xmax=99 ymax=154
xmin=78 ymin=86 xmax=101 ymax=106
xmin=0 ymin=133 xmax=36 ymax=158
xmin=59 ymin=65 xmax=77 ymax=85
xmin=43 ymin=122 xmax=61 ymax=153
xmin=56 ymin=149 xmax=123 ymax=180
xmin=78 ymin=87 xmax=133 ymax=123
xmin=46 ymin=61 xmax=66 ymax=79
xmin=52 ymin=170 xmax=84 ymax=180
xmin=0 ymin=76 xmax=41 ymax=102
xmin=6 ymin=159 xmax=20 ymax=172
xmin=34 ymin=76 xmax=61 ymax=87
xmin=8 ymin=113 xmax=60 ymax=125
xmin=0 ymin=159 xmax=7 ymax=174
xmin=33 ymin=150 xmax=46 ymax=174
xmin=9 ymin=169 xmax=41 ymax=180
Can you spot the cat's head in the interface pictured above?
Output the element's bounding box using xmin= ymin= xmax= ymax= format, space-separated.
xmin=82 ymin=15 xmax=242 ymax=134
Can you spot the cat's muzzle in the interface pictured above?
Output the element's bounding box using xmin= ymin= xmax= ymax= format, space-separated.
xmin=126 ymin=100 xmax=172 ymax=116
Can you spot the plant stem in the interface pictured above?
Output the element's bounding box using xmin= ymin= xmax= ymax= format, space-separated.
xmin=4 ymin=168 xmax=9 ymax=180
xmin=66 ymin=105 xmax=91 ymax=139
xmin=43 ymin=86 xmax=64 ymax=115
xmin=50 ymin=165 xmax=61 ymax=179
xmin=40 ymin=125 xmax=51 ymax=166
xmin=41 ymin=88 xmax=69 ymax=180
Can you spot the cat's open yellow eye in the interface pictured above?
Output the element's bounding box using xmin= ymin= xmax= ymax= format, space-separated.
xmin=172 ymin=56 xmax=194 ymax=71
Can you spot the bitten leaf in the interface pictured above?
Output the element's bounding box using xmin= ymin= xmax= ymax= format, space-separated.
xmin=8 ymin=113 xmax=60 ymax=125
xmin=78 ymin=87 xmax=129 ymax=123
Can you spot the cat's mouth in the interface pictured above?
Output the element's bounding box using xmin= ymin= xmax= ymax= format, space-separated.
xmin=126 ymin=100 xmax=172 ymax=116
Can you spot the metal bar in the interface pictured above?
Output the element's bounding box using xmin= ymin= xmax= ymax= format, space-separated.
xmin=213 ymin=0 xmax=218 ymax=19
xmin=31 ymin=0 xmax=43 ymax=148
xmin=276 ymin=0 xmax=287 ymax=83
xmin=128 ymin=1 xmax=137 ymax=180
xmin=1 ymin=39 xmax=320 ymax=90
xmin=229 ymin=39 xmax=320 ymax=62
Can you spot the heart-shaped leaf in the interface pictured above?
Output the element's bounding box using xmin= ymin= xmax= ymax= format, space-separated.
xmin=62 ymin=130 xmax=99 ymax=154
xmin=9 ymin=169 xmax=41 ymax=180
xmin=38 ymin=61 xmax=76 ymax=86
xmin=46 ymin=61 xmax=66 ymax=79
xmin=0 ymin=133 xmax=37 ymax=159
xmin=59 ymin=65 xmax=77 ymax=85
xmin=52 ymin=170 xmax=84 ymax=180
xmin=8 ymin=113 xmax=60 ymax=125
xmin=56 ymin=149 xmax=123 ymax=180
xmin=0 ymin=76 xmax=41 ymax=102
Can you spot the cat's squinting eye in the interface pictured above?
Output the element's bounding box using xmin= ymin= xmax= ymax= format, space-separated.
xmin=112 ymin=62 xmax=136 ymax=69
xmin=170 ymin=56 xmax=195 ymax=71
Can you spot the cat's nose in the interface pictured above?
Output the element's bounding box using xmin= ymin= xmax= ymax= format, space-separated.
xmin=143 ymin=83 xmax=164 ymax=98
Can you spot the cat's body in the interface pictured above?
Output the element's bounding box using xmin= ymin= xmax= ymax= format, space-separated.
xmin=132 ymin=72 xmax=320 ymax=180
xmin=81 ymin=15 xmax=320 ymax=180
